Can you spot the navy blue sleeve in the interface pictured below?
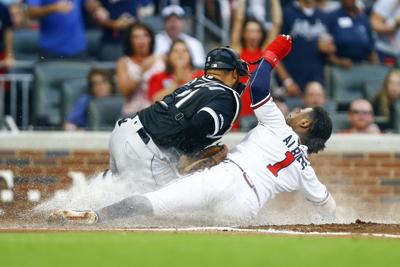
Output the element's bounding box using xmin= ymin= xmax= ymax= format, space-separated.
xmin=249 ymin=60 xmax=273 ymax=107
xmin=0 ymin=3 xmax=12 ymax=28
xmin=365 ymin=17 xmax=375 ymax=53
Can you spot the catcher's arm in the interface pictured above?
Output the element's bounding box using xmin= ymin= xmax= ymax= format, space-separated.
xmin=178 ymin=144 xmax=228 ymax=175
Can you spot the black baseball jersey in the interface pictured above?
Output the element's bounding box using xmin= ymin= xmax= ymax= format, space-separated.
xmin=138 ymin=75 xmax=241 ymax=155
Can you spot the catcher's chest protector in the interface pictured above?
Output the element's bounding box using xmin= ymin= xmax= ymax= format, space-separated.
xmin=138 ymin=76 xmax=241 ymax=152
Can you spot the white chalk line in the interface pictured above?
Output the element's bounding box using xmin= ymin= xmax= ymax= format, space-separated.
xmin=1 ymin=226 xmax=400 ymax=239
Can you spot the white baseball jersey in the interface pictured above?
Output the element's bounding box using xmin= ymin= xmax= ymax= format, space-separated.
xmin=228 ymin=96 xmax=330 ymax=207
xmin=145 ymin=59 xmax=332 ymax=222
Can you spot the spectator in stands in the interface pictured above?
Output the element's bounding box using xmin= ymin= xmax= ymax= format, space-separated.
xmin=26 ymin=0 xmax=107 ymax=60
xmin=116 ymin=22 xmax=164 ymax=116
xmin=303 ymin=81 xmax=326 ymax=108
xmin=64 ymin=69 xmax=114 ymax=131
xmin=326 ymin=0 xmax=378 ymax=69
xmin=154 ymin=4 xmax=205 ymax=68
xmin=372 ymin=69 xmax=400 ymax=131
xmin=276 ymin=0 xmax=335 ymax=96
xmin=147 ymin=40 xmax=203 ymax=102
xmin=231 ymin=0 xmax=282 ymax=129
xmin=0 ymin=2 xmax=14 ymax=73
xmin=341 ymin=98 xmax=381 ymax=133
xmin=370 ymin=0 xmax=400 ymax=67
xmin=95 ymin=0 xmax=154 ymax=61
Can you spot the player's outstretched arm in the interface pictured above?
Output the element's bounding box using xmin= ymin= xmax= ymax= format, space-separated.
xmin=249 ymin=35 xmax=292 ymax=109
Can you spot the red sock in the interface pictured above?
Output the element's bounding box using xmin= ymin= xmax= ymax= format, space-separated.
xmin=263 ymin=34 xmax=292 ymax=68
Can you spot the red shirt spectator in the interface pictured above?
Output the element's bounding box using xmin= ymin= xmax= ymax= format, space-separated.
xmin=147 ymin=39 xmax=202 ymax=102
xmin=230 ymin=0 xmax=282 ymax=130
xmin=148 ymin=70 xmax=203 ymax=101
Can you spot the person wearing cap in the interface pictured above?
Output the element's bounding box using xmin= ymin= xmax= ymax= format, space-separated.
xmin=106 ymin=46 xmax=249 ymax=193
xmin=154 ymin=4 xmax=205 ymax=68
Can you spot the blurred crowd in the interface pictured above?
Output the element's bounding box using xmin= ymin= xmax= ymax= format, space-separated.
xmin=0 ymin=0 xmax=400 ymax=133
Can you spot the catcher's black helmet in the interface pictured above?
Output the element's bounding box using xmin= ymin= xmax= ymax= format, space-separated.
xmin=204 ymin=47 xmax=249 ymax=77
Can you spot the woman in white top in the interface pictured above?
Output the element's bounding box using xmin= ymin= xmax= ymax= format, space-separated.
xmin=116 ymin=22 xmax=165 ymax=116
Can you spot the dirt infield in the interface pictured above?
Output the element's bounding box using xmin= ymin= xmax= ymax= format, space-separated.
xmin=246 ymin=220 xmax=400 ymax=235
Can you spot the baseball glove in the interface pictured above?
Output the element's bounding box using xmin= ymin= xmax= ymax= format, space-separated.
xmin=178 ymin=144 xmax=228 ymax=175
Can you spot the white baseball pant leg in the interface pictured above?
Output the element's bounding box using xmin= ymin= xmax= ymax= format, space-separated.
xmin=144 ymin=161 xmax=261 ymax=222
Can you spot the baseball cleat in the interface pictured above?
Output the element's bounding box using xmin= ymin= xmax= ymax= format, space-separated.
xmin=263 ymin=34 xmax=292 ymax=68
xmin=48 ymin=210 xmax=99 ymax=225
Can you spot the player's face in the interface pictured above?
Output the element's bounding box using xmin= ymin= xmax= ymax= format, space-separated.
xmin=286 ymin=107 xmax=314 ymax=135
xmin=286 ymin=107 xmax=313 ymax=123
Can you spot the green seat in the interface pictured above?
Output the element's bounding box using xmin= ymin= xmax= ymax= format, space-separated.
xmin=13 ymin=29 xmax=39 ymax=61
xmin=33 ymin=62 xmax=91 ymax=127
xmin=85 ymin=30 xmax=101 ymax=59
xmin=327 ymin=64 xmax=389 ymax=105
xmin=88 ymin=96 xmax=124 ymax=131
xmin=90 ymin=61 xmax=117 ymax=73
xmin=330 ymin=112 xmax=350 ymax=133
xmin=61 ymin=78 xmax=88 ymax=120
xmin=142 ymin=15 xmax=164 ymax=33
xmin=394 ymin=101 xmax=400 ymax=133
xmin=364 ymin=81 xmax=386 ymax=101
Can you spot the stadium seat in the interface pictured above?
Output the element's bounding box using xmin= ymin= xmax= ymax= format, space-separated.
xmin=142 ymin=15 xmax=164 ymax=33
xmin=393 ymin=101 xmax=400 ymax=133
xmin=90 ymin=61 xmax=117 ymax=73
xmin=33 ymin=62 xmax=92 ymax=127
xmin=85 ymin=30 xmax=102 ymax=59
xmin=364 ymin=81 xmax=384 ymax=101
xmin=327 ymin=64 xmax=389 ymax=106
xmin=330 ymin=112 xmax=349 ymax=133
xmin=87 ymin=96 xmax=124 ymax=131
xmin=61 ymin=78 xmax=88 ymax=121
xmin=13 ymin=29 xmax=39 ymax=61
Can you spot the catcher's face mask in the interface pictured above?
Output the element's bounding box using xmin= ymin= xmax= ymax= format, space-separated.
xmin=205 ymin=47 xmax=250 ymax=96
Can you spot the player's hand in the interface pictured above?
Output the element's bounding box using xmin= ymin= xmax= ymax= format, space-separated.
xmin=53 ymin=0 xmax=73 ymax=14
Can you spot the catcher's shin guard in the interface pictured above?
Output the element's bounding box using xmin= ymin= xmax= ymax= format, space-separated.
xmin=48 ymin=210 xmax=99 ymax=225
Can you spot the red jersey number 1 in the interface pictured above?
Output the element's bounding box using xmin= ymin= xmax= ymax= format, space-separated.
xmin=267 ymin=151 xmax=295 ymax=177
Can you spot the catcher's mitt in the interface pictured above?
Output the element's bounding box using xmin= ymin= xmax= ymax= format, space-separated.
xmin=178 ymin=144 xmax=228 ymax=175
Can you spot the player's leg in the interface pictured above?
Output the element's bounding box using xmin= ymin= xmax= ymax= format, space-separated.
xmin=94 ymin=169 xmax=210 ymax=222
xmin=141 ymin=162 xmax=256 ymax=220
xmin=108 ymin=117 xmax=158 ymax=190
